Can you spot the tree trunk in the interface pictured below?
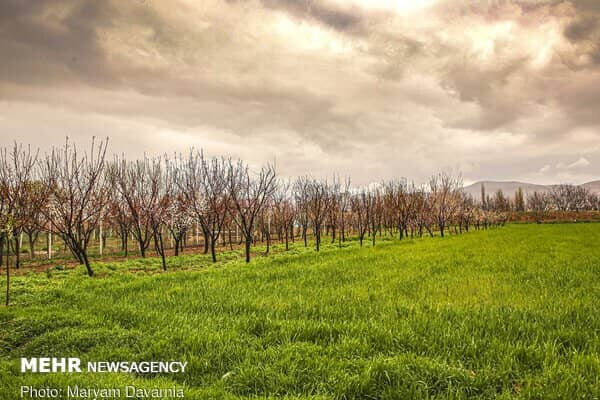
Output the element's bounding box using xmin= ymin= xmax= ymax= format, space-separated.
xmin=0 ymin=234 xmax=4 ymax=272
xmin=5 ymin=245 xmax=9 ymax=306
xmin=1 ymin=236 xmax=8 ymax=306
xmin=173 ymin=237 xmax=180 ymax=256
xmin=159 ymin=233 xmax=167 ymax=271
xmin=139 ymin=237 xmax=146 ymax=258
xmin=315 ymin=227 xmax=321 ymax=252
xmin=285 ymin=229 xmax=289 ymax=251
xmin=245 ymin=236 xmax=251 ymax=263
xmin=26 ymin=233 xmax=34 ymax=259
xmin=81 ymin=249 xmax=94 ymax=277
xmin=13 ymin=231 xmax=20 ymax=269
xmin=210 ymin=236 xmax=217 ymax=263
xmin=203 ymin=230 xmax=209 ymax=254
xmin=154 ymin=231 xmax=167 ymax=271
xmin=265 ymin=231 xmax=270 ymax=255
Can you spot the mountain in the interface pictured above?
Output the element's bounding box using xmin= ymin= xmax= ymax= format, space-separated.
xmin=463 ymin=180 xmax=600 ymax=200
xmin=582 ymin=180 xmax=600 ymax=193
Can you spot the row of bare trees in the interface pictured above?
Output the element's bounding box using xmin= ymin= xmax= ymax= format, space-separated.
xmin=0 ymin=139 xmax=508 ymax=287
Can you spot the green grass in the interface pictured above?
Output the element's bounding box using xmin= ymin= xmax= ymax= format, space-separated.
xmin=1 ymin=224 xmax=600 ymax=399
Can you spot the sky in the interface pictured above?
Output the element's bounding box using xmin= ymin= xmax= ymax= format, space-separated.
xmin=0 ymin=0 xmax=599 ymax=185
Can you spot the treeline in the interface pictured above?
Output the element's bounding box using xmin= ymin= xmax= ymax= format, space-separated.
xmin=480 ymin=184 xmax=600 ymax=214
xmin=0 ymin=139 xmax=506 ymax=285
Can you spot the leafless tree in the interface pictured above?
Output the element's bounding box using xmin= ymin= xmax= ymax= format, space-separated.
xmin=164 ymin=190 xmax=192 ymax=257
xmin=384 ymin=179 xmax=415 ymax=240
xmin=527 ymin=191 xmax=550 ymax=223
xmin=366 ymin=188 xmax=383 ymax=246
xmin=108 ymin=193 xmax=132 ymax=256
xmin=40 ymin=138 xmax=109 ymax=277
xmin=514 ymin=187 xmax=525 ymax=212
xmin=336 ymin=177 xmax=351 ymax=245
xmin=0 ymin=143 xmax=40 ymax=269
xmin=429 ymin=173 xmax=462 ymax=237
xmin=350 ymin=190 xmax=369 ymax=247
xmin=110 ymin=157 xmax=160 ymax=258
xmin=0 ymin=180 xmax=9 ymax=305
xmin=294 ymin=178 xmax=310 ymax=248
xmin=151 ymin=157 xmax=172 ymax=271
xmin=200 ymin=156 xmax=231 ymax=262
xmin=0 ymin=144 xmax=39 ymax=303
xmin=20 ymin=181 xmax=48 ymax=259
xmin=305 ymin=178 xmax=331 ymax=252
xmin=0 ymin=144 xmax=39 ymax=271
xmin=228 ymin=161 xmax=277 ymax=262
xmin=272 ymin=181 xmax=295 ymax=251
xmin=492 ymin=189 xmax=510 ymax=212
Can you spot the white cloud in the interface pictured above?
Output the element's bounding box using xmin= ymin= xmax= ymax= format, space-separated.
xmin=567 ymin=157 xmax=591 ymax=169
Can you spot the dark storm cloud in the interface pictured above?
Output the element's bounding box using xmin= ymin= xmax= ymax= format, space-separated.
xmin=563 ymin=0 xmax=600 ymax=65
xmin=244 ymin=0 xmax=365 ymax=32
xmin=265 ymin=0 xmax=361 ymax=31
xmin=564 ymin=16 xmax=598 ymax=40
xmin=0 ymin=0 xmax=117 ymax=86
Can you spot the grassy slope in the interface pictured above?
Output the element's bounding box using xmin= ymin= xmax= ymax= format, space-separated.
xmin=1 ymin=224 xmax=600 ymax=399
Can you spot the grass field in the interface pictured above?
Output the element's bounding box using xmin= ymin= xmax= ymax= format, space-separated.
xmin=1 ymin=224 xmax=599 ymax=399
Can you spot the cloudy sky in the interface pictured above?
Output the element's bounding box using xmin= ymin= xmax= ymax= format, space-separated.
xmin=1 ymin=0 xmax=599 ymax=185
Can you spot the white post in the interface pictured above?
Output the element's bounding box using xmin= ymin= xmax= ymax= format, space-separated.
xmin=99 ymin=219 xmax=103 ymax=257
xmin=48 ymin=227 xmax=52 ymax=260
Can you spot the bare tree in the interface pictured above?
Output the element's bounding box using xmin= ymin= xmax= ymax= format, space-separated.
xmin=20 ymin=181 xmax=47 ymax=259
xmin=110 ymin=157 xmax=159 ymax=258
xmin=149 ymin=157 xmax=171 ymax=271
xmin=305 ymin=178 xmax=331 ymax=252
xmin=41 ymin=138 xmax=109 ymax=277
xmin=366 ymin=188 xmax=383 ymax=246
xmin=164 ymin=190 xmax=191 ymax=257
xmin=0 ymin=144 xmax=39 ymax=272
xmin=228 ymin=161 xmax=277 ymax=262
xmin=272 ymin=181 xmax=295 ymax=251
xmin=514 ymin=187 xmax=525 ymax=212
xmin=0 ymin=144 xmax=38 ymax=303
xmin=108 ymin=193 xmax=132 ymax=256
xmin=429 ymin=173 xmax=462 ymax=237
xmin=351 ymin=190 xmax=369 ymax=247
xmin=492 ymin=189 xmax=510 ymax=212
xmin=0 ymin=182 xmax=9 ymax=305
xmin=294 ymin=178 xmax=310 ymax=248
xmin=527 ymin=191 xmax=549 ymax=223
xmin=336 ymin=177 xmax=351 ymax=245
xmin=200 ymin=156 xmax=231 ymax=262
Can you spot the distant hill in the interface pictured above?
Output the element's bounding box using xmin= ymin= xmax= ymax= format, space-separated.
xmin=463 ymin=180 xmax=600 ymax=200
xmin=582 ymin=180 xmax=600 ymax=193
